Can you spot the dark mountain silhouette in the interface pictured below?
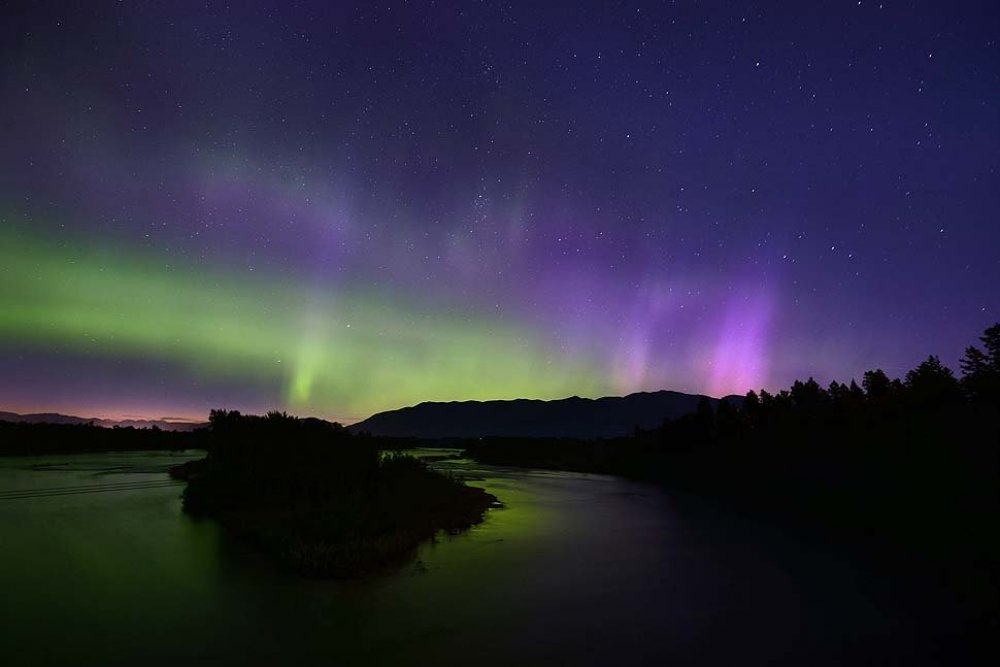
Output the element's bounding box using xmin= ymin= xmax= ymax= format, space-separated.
xmin=0 ymin=411 xmax=90 ymax=426
xmin=0 ymin=411 xmax=206 ymax=432
xmin=348 ymin=391 xmax=742 ymax=439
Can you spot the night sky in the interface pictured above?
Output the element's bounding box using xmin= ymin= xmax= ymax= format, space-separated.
xmin=1 ymin=1 xmax=997 ymax=423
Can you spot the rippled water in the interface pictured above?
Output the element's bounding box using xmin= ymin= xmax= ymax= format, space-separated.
xmin=0 ymin=450 xmax=972 ymax=665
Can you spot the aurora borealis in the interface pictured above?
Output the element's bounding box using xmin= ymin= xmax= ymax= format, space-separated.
xmin=1 ymin=225 xmax=603 ymax=419
xmin=1 ymin=1 xmax=998 ymax=423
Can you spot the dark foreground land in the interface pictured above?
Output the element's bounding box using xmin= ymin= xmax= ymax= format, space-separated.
xmin=462 ymin=327 xmax=1000 ymax=645
xmin=0 ymin=419 xmax=203 ymax=456
xmin=172 ymin=411 xmax=497 ymax=577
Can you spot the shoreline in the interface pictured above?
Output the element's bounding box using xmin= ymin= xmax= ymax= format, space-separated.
xmin=172 ymin=454 xmax=500 ymax=578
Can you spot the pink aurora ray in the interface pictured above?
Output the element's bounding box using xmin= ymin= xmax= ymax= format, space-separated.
xmin=708 ymin=291 xmax=774 ymax=397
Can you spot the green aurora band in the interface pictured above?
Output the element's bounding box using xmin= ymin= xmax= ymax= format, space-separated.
xmin=0 ymin=225 xmax=606 ymax=420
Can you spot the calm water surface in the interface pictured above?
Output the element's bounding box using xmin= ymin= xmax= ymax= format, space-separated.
xmin=0 ymin=450 xmax=972 ymax=665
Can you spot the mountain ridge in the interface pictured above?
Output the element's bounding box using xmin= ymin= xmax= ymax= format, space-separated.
xmin=349 ymin=390 xmax=743 ymax=439
xmin=0 ymin=411 xmax=206 ymax=432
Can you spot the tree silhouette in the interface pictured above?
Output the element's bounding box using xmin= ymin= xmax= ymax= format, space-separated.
xmin=960 ymin=324 xmax=1000 ymax=403
xmin=848 ymin=380 xmax=865 ymax=401
xmin=905 ymin=355 xmax=960 ymax=405
xmin=743 ymin=390 xmax=761 ymax=418
xmin=791 ymin=377 xmax=827 ymax=411
xmin=862 ymin=369 xmax=893 ymax=399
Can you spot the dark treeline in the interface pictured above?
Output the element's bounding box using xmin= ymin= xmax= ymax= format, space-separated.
xmin=0 ymin=420 xmax=204 ymax=456
xmin=466 ymin=325 xmax=1000 ymax=632
xmin=176 ymin=410 xmax=497 ymax=577
xmin=468 ymin=323 xmax=1000 ymax=492
xmin=0 ymin=414 xmax=423 ymax=457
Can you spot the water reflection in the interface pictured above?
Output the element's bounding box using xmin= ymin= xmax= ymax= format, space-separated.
xmin=0 ymin=451 xmax=973 ymax=666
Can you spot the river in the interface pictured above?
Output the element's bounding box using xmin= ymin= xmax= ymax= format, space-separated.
xmin=0 ymin=450 xmax=975 ymax=665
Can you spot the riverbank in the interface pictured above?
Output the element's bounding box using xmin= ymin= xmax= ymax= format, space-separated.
xmin=461 ymin=402 xmax=1000 ymax=648
xmin=3 ymin=449 xmax=989 ymax=665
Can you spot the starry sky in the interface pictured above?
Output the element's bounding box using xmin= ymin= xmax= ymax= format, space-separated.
xmin=1 ymin=1 xmax=997 ymax=423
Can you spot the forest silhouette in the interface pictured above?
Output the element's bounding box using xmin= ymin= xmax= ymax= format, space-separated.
xmin=0 ymin=420 xmax=200 ymax=456
xmin=465 ymin=324 xmax=1000 ymax=634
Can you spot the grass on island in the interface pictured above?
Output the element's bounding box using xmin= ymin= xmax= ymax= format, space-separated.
xmin=171 ymin=410 xmax=498 ymax=578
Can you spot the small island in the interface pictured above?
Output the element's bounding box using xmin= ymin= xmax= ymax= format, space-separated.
xmin=171 ymin=410 xmax=498 ymax=577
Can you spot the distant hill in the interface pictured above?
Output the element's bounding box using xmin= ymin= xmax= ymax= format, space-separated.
xmin=0 ymin=411 xmax=206 ymax=432
xmin=349 ymin=391 xmax=743 ymax=439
